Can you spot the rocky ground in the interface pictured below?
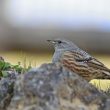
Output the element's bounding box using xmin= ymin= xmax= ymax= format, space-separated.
xmin=0 ymin=62 xmax=110 ymax=110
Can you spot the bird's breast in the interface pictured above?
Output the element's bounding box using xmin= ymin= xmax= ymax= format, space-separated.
xmin=52 ymin=50 xmax=64 ymax=63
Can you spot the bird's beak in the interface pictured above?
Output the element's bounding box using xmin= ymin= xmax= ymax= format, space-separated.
xmin=47 ymin=40 xmax=56 ymax=44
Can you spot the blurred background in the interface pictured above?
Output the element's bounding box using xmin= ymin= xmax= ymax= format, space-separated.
xmin=0 ymin=0 xmax=110 ymax=69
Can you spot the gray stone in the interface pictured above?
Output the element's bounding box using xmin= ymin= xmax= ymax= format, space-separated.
xmin=0 ymin=71 xmax=17 ymax=110
xmin=7 ymin=63 xmax=110 ymax=110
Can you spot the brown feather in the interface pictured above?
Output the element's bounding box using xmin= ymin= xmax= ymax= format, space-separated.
xmin=61 ymin=51 xmax=110 ymax=81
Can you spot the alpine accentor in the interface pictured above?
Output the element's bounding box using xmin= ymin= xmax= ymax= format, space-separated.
xmin=47 ymin=38 xmax=110 ymax=81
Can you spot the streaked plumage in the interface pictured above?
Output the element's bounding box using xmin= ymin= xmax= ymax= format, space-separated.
xmin=61 ymin=51 xmax=110 ymax=81
xmin=47 ymin=39 xmax=110 ymax=81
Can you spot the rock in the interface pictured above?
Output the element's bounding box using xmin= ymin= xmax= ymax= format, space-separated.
xmin=0 ymin=71 xmax=17 ymax=110
xmin=7 ymin=63 xmax=110 ymax=110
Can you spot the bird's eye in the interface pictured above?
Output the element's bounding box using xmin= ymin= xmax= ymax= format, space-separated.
xmin=58 ymin=40 xmax=62 ymax=44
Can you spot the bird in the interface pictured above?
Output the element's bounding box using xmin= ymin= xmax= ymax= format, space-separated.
xmin=47 ymin=38 xmax=110 ymax=81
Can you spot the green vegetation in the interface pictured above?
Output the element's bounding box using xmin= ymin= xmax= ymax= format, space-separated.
xmin=0 ymin=60 xmax=31 ymax=77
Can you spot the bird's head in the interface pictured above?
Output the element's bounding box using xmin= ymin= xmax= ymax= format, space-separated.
xmin=47 ymin=38 xmax=78 ymax=51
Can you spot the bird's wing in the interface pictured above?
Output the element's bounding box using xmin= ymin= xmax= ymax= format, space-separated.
xmin=62 ymin=51 xmax=92 ymax=62
xmin=62 ymin=51 xmax=110 ymax=73
xmin=61 ymin=51 xmax=90 ymax=71
xmin=86 ymin=58 xmax=110 ymax=72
